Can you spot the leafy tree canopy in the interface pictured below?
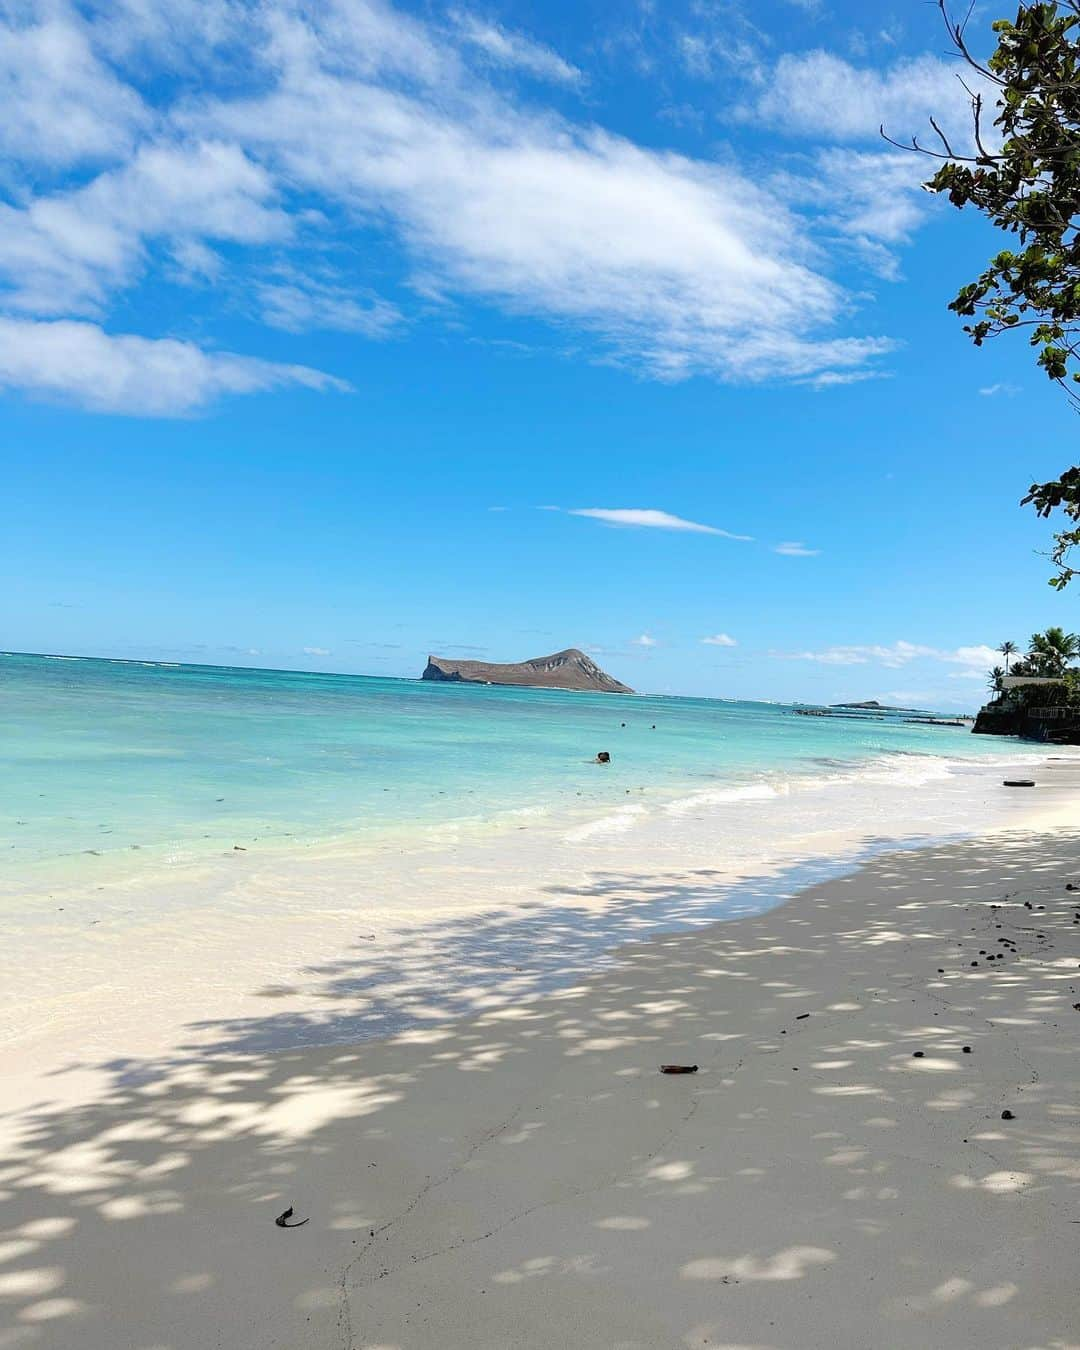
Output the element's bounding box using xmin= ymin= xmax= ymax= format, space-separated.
xmin=889 ymin=2 xmax=1080 ymax=586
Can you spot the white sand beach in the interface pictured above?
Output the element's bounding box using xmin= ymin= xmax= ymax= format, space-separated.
xmin=2 ymin=763 xmax=1080 ymax=1349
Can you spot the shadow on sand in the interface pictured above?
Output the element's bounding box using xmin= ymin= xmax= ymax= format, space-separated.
xmin=2 ymin=830 xmax=1080 ymax=1348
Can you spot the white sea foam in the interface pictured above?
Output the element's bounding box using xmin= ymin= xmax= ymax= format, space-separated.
xmin=664 ymin=782 xmax=783 ymax=815
xmin=563 ymin=804 xmax=647 ymax=842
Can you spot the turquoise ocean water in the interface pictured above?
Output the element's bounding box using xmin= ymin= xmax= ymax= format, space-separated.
xmin=1 ymin=651 xmax=1014 ymax=889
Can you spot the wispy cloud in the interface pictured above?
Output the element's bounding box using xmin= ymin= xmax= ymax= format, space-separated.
xmin=776 ymin=641 xmax=998 ymax=670
xmin=257 ymin=276 xmax=402 ymax=336
xmin=946 ymin=644 xmax=999 ymax=668
xmin=747 ymin=50 xmax=998 ymax=277
xmin=303 ymin=646 xmax=331 ymax=656
xmin=449 ymin=10 xmax=582 ymax=84
xmin=774 ymin=541 xmax=820 ymax=557
xmin=754 ymin=51 xmax=978 ymax=144
xmin=979 ymin=382 xmax=1021 ymax=397
xmin=0 ymin=0 xmax=902 ymax=414
xmin=702 ymin=633 xmax=738 ymax=647
xmin=0 ymin=140 xmax=290 ymax=317
xmin=570 ymin=508 xmax=753 ymax=539
xmin=800 ymin=367 xmax=893 ymax=390
xmin=0 ymin=317 xmax=348 ymax=416
xmin=631 ymin=633 xmax=657 ymax=647
xmin=0 ymin=10 xmax=148 ymax=168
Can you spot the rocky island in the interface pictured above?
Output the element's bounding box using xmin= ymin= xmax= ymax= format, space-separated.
xmin=422 ymin=648 xmax=633 ymax=694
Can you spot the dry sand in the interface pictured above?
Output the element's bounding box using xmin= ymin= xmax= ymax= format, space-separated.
xmin=2 ymin=784 xmax=1080 ymax=1348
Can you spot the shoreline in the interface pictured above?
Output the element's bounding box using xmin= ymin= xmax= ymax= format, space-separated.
xmin=0 ymin=752 xmax=1071 ymax=1080
xmin=3 ymin=738 xmax=1040 ymax=898
xmin=1 ymin=649 xmax=1030 ymax=901
xmin=1 ymin=759 xmax=1080 ymax=1345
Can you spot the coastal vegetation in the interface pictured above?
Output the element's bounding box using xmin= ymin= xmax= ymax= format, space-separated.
xmin=892 ymin=2 xmax=1080 ymax=585
xmin=978 ymin=626 xmax=1080 ymax=737
xmin=995 ymin=625 xmax=1080 ymax=678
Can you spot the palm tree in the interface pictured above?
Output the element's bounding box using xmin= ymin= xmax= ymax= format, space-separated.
xmin=999 ymin=640 xmax=1018 ymax=675
xmin=1027 ymin=626 xmax=1080 ymax=677
xmin=988 ymin=665 xmax=1005 ymax=696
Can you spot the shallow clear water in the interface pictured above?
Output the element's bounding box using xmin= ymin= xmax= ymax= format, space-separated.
xmin=1 ymin=650 xmax=1012 ymax=887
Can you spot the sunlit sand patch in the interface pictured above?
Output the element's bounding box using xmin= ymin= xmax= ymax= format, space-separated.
xmin=17 ymin=1296 xmax=86 ymax=1322
xmin=884 ymin=1276 xmax=1020 ymax=1319
xmin=0 ymin=1266 xmax=64 ymax=1299
xmin=12 ymin=1218 xmax=75 ymax=1240
xmin=950 ymin=1170 xmax=1032 ymax=1193
xmin=813 ymin=1084 xmax=884 ymax=1097
xmin=895 ymin=1054 xmax=959 ymax=1072
xmin=169 ymin=1273 xmax=214 ymax=1293
xmin=0 ymin=1241 xmax=39 ymax=1267
xmin=646 ymin=1160 xmax=694 ymax=1182
xmin=973 ymin=1282 xmax=1019 ymax=1307
xmin=681 ymin=1245 xmax=836 ymax=1282
xmin=98 ymin=1190 xmax=183 ymax=1220
xmin=824 ymin=1146 xmax=868 ymax=1165
xmin=924 ymin=1087 xmax=977 ymax=1111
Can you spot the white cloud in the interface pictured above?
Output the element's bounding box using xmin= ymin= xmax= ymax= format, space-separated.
xmin=569 ymin=508 xmax=752 ymax=539
xmin=754 ymin=51 xmax=977 ymax=144
xmin=0 ymin=317 xmax=348 ymax=416
xmin=979 ymin=383 xmax=1021 ymax=397
xmin=800 ymin=367 xmax=893 ymax=390
xmin=774 ymin=541 xmax=820 ymax=557
xmin=631 ymin=633 xmax=657 ymax=647
xmin=678 ymin=31 xmax=763 ymax=81
xmin=781 ymin=641 xmax=935 ymax=667
xmin=0 ymin=0 xmax=906 ymax=411
xmin=449 ymin=11 xmax=582 ymax=84
xmin=0 ymin=141 xmax=289 ymax=315
xmin=182 ymin=4 xmax=894 ymax=386
xmin=702 ymin=633 xmax=738 ymax=647
xmin=777 ymin=641 xmax=999 ymax=670
xmin=944 ymin=644 xmax=999 ymax=669
xmin=257 ymin=277 xmax=402 ymax=335
xmin=781 ymin=149 xmax=932 ymax=258
xmin=303 ymin=646 xmax=332 ymax=656
xmin=750 ymin=51 xmax=999 ymax=273
xmin=168 ymin=238 xmax=224 ymax=284
xmin=0 ymin=11 xmax=148 ymax=168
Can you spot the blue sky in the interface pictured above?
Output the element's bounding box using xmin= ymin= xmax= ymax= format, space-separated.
xmin=2 ymin=0 xmax=1075 ymax=706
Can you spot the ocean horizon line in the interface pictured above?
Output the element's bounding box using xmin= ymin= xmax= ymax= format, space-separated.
xmin=0 ymin=648 xmax=975 ymax=715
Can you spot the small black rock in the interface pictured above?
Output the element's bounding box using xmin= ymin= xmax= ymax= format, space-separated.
xmin=1001 ymin=1110 xmax=1015 ymax=1121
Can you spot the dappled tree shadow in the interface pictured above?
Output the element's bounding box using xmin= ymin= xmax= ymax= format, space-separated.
xmin=177 ymin=833 xmax=925 ymax=1057
xmin=2 ymin=831 xmax=1080 ymax=1348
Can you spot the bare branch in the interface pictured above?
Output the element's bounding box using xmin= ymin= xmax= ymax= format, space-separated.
xmin=928 ymin=115 xmax=957 ymax=158
xmin=937 ymin=0 xmax=1006 ymax=85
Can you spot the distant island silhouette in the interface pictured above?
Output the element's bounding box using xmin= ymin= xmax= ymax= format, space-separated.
xmin=422 ymin=648 xmax=633 ymax=694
